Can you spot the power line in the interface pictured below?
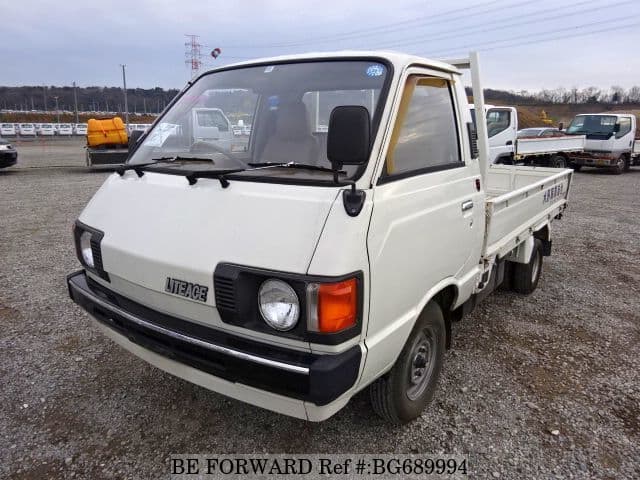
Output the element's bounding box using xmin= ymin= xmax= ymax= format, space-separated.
xmin=379 ymin=0 xmax=615 ymax=49
xmin=224 ymin=0 xmax=534 ymax=48
xmin=425 ymin=16 xmax=640 ymax=58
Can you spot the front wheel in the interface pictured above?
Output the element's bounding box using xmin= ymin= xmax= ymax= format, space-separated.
xmin=370 ymin=302 xmax=446 ymax=424
xmin=571 ymin=163 xmax=582 ymax=172
xmin=613 ymin=155 xmax=627 ymax=175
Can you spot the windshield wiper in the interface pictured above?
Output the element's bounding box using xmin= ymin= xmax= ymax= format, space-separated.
xmin=116 ymin=156 xmax=214 ymax=177
xmin=248 ymin=161 xmax=345 ymax=174
xmin=117 ymin=156 xmax=243 ymax=188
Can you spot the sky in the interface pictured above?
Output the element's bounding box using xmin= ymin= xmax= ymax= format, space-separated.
xmin=1 ymin=0 xmax=640 ymax=92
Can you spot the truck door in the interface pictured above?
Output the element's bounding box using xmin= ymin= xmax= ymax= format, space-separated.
xmin=363 ymin=70 xmax=484 ymax=380
xmin=613 ymin=115 xmax=634 ymax=154
xmin=486 ymin=107 xmax=516 ymax=163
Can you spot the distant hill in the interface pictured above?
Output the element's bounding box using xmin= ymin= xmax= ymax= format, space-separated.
xmin=0 ymin=85 xmax=179 ymax=115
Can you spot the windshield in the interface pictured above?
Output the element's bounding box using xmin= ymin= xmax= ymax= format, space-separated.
xmin=128 ymin=60 xmax=389 ymax=181
xmin=566 ymin=115 xmax=616 ymax=135
xmin=517 ymin=128 xmax=543 ymax=137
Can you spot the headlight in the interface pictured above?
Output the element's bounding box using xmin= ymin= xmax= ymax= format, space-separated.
xmin=79 ymin=230 xmax=94 ymax=268
xmin=258 ymin=279 xmax=300 ymax=331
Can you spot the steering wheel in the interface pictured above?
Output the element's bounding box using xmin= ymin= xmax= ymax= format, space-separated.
xmin=189 ymin=141 xmax=248 ymax=168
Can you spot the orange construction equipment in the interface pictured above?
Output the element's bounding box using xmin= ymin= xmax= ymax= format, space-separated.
xmin=87 ymin=117 xmax=128 ymax=148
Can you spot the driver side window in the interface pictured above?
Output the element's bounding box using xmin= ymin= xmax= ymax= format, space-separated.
xmin=616 ymin=118 xmax=632 ymax=138
xmin=486 ymin=110 xmax=511 ymax=138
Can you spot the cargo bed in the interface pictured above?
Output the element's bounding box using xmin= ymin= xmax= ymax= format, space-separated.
xmin=86 ymin=146 xmax=129 ymax=166
xmin=483 ymin=165 xmax=573 ymax=258
xmin=515 ymin=135 xmax=585 ymax=159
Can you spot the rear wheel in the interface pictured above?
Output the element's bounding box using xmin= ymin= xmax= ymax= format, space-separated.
xmin=571 ymin=163 xmax=582 ymax=172
xmin=370 ymin=302 xmax=446 ymax=424
xmin=511 ymin=239 xmax=543 ymax=295
xmin=549 ymin=155 xmax=567 ymax=168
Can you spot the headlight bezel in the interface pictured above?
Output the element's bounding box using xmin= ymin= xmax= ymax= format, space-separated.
xmin=214 ymin=263 xmax=363 ymax=344
xmin=73 ymin=221 xmax=109 ymax=281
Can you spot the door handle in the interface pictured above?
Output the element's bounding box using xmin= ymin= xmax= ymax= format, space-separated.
xmin=461 ymin=200 xmax=474 ymax=212
xmin=506 ymin=140 xmax=513 ymax=146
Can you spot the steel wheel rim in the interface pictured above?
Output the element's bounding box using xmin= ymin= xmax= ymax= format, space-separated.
xmin=531 ymin=249 xmax=540 ymax=283
xmin=618 ymin=158 xmax=625 ymax=170
xmin=406 ymin=328 xmax=436 ymax=401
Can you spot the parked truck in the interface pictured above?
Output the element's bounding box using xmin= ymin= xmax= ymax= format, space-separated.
xmin=67 ymin=51 xmax=572 ymax=423
xmin=564 ymin=113 xmax=638 ymax=174
xmin=472 ymin=105 xmax=585 ymax=168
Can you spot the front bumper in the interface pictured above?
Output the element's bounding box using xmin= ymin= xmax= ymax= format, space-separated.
xmin=66 ymin=270 xmax=361 ymax=418
xmin=0 ymin=150 xmax=17 ymax=168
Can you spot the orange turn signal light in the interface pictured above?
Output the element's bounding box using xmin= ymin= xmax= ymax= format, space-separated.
xmin=307 ymin=278 xmax=358 ymax=334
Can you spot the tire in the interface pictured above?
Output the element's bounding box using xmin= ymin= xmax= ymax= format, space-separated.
xmin=623 ymin=155 xmax=631 ymax=172
xmin=613 ymin=155 xmax=627 ymax=175
xmin=511 ymin=239 xmax=543 ymax=295
xmin=571 ymin=164 xmax=582 ymax=172
xmin=370 ymin=302 xmax=446 ymax=424
xmin=549 ymin=155 xmax=567 ymax=168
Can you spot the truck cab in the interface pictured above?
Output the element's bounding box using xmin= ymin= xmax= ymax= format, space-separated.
xmin=67 ymin=52 xmax=572 ymax=423
xmin=471 ymin=105 xmax=517 ymax=164
xmin=565 ymin=113 xmax=637 ymax=173
xmin=191 ymin=107 xmax=233 ymax=152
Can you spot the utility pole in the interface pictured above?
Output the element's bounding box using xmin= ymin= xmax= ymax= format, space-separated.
xmin=43 ymin=86 xmax=47 ymax=111
xmin=121 ymin=64 xmax=129 ymax=126
xmin=73 ymin=81 xmax=79 ymax=123
xmin=53 ymin=96 xmax=60 ymax=123
xmin=143 ymin=97 xmax=147 ymax=114
xmin=30 ymin=97 xmax=35 ymax=111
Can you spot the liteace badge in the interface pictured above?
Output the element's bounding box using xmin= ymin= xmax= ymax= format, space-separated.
xmin=165 ymin=277 xmax=208 ymax=302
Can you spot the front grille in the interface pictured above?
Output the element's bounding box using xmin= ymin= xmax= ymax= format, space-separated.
xmin=214 ymin=275 xmax=236 ymax=311
xmin=90 ymin=239 xmax=104 ymax=272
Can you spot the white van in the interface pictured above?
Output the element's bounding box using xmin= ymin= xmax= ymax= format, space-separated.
xmin=0 ymin=123 xmax=16 ymax=136
xmin=18 ymin=123 xmax=36 ymax=136
xmin=39 ymin=124 xmax=55 ymax=136
xmin=57 ymin=123 xmax=73 ymax=136
xmin=67 ymin=52 xmax=572 ymax=423
xmin=74 ymin=123 xmax=88 ymax=135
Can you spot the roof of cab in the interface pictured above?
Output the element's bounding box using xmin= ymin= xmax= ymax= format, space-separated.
xmin=201 ymin=50 xmax=461 ymax=77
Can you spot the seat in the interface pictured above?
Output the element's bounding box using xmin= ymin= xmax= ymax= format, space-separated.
xmin=261 ymin=102 xmax=319 ymax=164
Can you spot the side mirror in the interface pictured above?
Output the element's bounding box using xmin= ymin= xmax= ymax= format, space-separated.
xmin=558 ymin=122 xmax=564 ymax=131
xmin=327 ymin=106 xmax=370 ymax=171
xmin=613 ymin=123 xmax=621 ymax=133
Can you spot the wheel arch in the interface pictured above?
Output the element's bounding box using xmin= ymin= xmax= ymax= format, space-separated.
xmin=431 ymin=285 xmax=458 ymax=349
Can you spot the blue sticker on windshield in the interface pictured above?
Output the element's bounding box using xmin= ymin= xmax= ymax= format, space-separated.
xmin=366 ymin=64 xmax=385 ymax=77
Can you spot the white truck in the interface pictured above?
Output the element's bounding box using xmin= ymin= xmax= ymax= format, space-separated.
xmin=473 ymin=105 xmax=585 ymax=168
xmin=67 ymin=51 xmax=572 ymax=423
xmin=192 ymin=107 xmax=233 ymax=152
xmin=564 ymin=113 xmax=638 ymax=174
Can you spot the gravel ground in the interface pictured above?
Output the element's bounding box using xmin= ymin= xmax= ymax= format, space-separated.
xmin=1 ymin=141 xmax=639 ymax=479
